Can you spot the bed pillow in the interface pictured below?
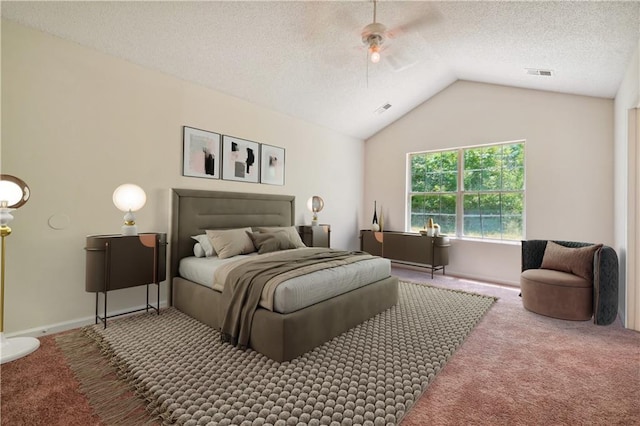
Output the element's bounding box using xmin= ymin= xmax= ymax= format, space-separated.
xmin=540 ymin=241 xmax=602 ymax=281
xmin=248 ymin=231 xmax=297 ymax=254
xmin=254 ymin=226 xmax=306 ymax=248
xmin=193 ymin=243 xmax=205 ymax=258
xmin=206 ymin=228 xmax=256 ymax=259
xmin=191 ymin=234 xmax=215 ymax=257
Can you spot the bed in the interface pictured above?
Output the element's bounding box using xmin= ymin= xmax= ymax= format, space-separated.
xmin=170 ymin=189 xmax=399 ymax=362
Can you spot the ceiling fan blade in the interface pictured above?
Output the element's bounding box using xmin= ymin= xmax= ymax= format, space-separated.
xmin=386 ymin=3 xmax=443 ymax=39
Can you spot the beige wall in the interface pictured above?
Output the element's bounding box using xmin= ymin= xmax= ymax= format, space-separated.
xmin=1 ymin=21 xmax=365 ymax=335
xmin=614 ymin=39 xmax=640 ymax=330
xmin=365 ymin=80 xmax=614 ymax=285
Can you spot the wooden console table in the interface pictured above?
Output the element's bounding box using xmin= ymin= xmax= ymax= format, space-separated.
xmin=360 ymin=230 xmax=450 ymax=278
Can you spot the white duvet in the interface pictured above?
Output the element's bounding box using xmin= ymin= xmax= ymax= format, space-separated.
xmin=178 ymin=248 xmax=391 ymax=314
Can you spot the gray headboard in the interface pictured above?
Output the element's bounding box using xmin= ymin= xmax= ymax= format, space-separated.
xmin=170 ymin=189 xmax=295 ymax=281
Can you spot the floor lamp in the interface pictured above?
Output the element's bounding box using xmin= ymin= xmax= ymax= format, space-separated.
xmin=0 ymin=174 xmax=39 ymax=364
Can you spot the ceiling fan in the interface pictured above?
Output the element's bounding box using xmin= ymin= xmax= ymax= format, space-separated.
xmin=361 ymin=0 xmax=387 ymax=64
xmin=359 ymin=0 xmax=437 ymax=72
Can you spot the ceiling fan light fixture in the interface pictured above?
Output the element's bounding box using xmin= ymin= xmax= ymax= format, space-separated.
xmin=370 ymin=44 xmax=381 ymax=63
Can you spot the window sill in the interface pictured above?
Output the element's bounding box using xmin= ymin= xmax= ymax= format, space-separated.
xmin=448 ymin=236 xmax=521 ymax=246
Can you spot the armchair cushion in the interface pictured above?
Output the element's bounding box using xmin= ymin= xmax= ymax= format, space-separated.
xmin=540 ymin=241 xmax=602 ymax=281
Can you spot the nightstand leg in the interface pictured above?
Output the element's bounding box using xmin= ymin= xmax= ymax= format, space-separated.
xmin=103 ymin=291 xmax=107 ymax=329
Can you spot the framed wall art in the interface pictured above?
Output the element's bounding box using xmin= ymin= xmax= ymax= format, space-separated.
xmin=260 ymin=144 xmax=285 ymax=186
xmin=182 ymin=126 xmax=221 ymax=179
xmin=222 ymin=135 xmax=260 ymax=183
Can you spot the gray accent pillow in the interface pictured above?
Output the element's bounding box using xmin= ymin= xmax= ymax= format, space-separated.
xmin=541 ymin=241 xmax=602 ymax=281
xmin=205 ymin=228 xmax=256 ymax=259
xmin=254 ymin=226 xmax=306 ymax=248
xmin=248 ymin=231 xmax=297 ymax=254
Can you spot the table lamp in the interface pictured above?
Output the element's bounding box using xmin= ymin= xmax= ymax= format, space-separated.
xmin=307 ymin=196 xmax=324 ymax=226
xmin=0 ymin=174 xmax=40 ymax=364
xmin=112 ymin=183 xmax=146 ymax=235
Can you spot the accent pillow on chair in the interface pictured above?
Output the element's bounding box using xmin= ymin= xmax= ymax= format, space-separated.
xmin=540 ymin=241 xmax=602 ymax=281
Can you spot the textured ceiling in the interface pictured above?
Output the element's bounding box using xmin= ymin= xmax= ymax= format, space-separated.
xmin=2 ymin=1 xmax=639 ymax=140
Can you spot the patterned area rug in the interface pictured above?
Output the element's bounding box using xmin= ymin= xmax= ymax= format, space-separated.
xmin=62 ymin=282 xmax=496 ymax=425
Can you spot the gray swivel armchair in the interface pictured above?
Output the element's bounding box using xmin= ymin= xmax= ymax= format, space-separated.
xmin=520 ymin=240 xmax=619 ymax=325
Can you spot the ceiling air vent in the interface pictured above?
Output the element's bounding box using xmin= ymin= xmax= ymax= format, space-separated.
xmin=374 ymin=103 xmax=392 ymax=114
xmin=526 ymin=68 xmax=554 ymax=77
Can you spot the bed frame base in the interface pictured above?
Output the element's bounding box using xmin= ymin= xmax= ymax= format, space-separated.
xmin=173 ymin=275 xmax=398 ymax=362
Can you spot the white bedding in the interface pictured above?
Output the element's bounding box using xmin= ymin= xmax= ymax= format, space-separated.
xmin=178 ymin=250 xmax=391 ymax=314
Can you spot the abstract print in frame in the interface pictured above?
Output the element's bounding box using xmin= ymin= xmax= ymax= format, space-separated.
xmin=222 ymin=135 xmax=260 ymax=183
xmin=260 ymin=144 xmax=285 ymax=186
xmin=182 ymin=126 xmax=221 ymax=179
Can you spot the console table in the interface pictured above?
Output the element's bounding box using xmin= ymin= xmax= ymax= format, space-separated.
xmin=85 ymin=233 xmax=167 ymax=327
xmin=360 ymin=230 xmax=450 ymax=278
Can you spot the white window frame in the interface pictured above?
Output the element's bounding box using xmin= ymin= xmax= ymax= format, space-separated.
xmin=406 ymin=140 xmax=526 ymax=242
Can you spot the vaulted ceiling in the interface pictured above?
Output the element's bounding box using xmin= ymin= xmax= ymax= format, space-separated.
xmin=2 ymin=1 xmax=639 ymax=140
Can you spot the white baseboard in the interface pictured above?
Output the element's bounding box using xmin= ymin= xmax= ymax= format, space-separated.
xmin=5 ymin=300 xmax=169 ymax=339
xmin=391 ymin=262 xmax=520 ymax=287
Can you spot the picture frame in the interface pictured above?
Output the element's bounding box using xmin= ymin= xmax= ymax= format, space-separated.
xmin=260 ymin=144 xmax=285 ymax=186
xmin=182 ymin=126 xmax=221 ymax=179
xmin=222 ymin=135 xmax=260 ymax=183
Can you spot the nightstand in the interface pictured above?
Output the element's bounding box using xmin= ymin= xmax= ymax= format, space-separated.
xmin=85 ymin=233 xmax=167 ymax=327
xmin=298 ymin=225 xmax=331 ymax=248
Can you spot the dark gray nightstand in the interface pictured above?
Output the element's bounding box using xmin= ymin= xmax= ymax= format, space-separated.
xmin=298 ymin=225 xmax=331 ymax=248
xmin=85 ymin=233 xmax=167 ymax=327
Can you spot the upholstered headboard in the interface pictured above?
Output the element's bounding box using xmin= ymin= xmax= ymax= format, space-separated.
xmin=170 ymin=189 xmax=295 ymax=281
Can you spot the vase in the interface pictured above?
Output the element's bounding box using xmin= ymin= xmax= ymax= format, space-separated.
xmin=372 ymin=200 xmax=378 ymax=226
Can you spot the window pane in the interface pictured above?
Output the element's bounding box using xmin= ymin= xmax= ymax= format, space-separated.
xmin=410 ymin=194 xmax=427 ymax=231
xmin=464 ymin=148 xmax=482 ymax=171
xmin=482 ymin=146 xmax=501 ymax=169
xmin=502 ymin=167 xmax=524 ymax=190
xmin=482 ymin=216 xmax=501 ymax=239
xmin=502 ymin=216 xmax=523 ymax=240
xmin=424 ymin=173 xmax=441 ymax=192
xmin=411 ymin=154 xmax=427 ymax=192
xmin=482 ymin=169 xmax=501 ymax=191
xmin=464 ymin=170 xmax=482 ymax=191
xmin=409 ymin=194 xmax=457 ymax=234
xmin=501 ymin=192 xmax=524 ymax=240
xmin=502 ymin=192 xmax=524 ymax=216
xmin=438 ymin=194 xmax=457 ymax=235
xmin=442 ymin=171 xmax=458 ymax=192
xmin=480 ymin=193 xmax=500 ymax=215
xmin=502 ymin=143 xmax=524 ymax=169
xmin=425 ymin=153 xmax=441 ymax=173
xmin=464 ymin=194 xmax=480 ymax=215
xmin=441 ymin=150 xmax=458 ymax=171
xmin=463 ymin=194 xmax=481 ymax=237
xmin=464 ymin=216 xmax=482 ymax=238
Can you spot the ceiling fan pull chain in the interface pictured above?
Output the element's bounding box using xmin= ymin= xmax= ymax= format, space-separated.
xmin=366 ymin=50 xmax=370 ymax=89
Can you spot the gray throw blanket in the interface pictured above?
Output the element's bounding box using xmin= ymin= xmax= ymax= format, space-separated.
xmin=220 ymin=248 xmax=372 ymax=349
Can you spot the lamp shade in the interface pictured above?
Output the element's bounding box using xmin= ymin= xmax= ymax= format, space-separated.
xmin=112 ymin=184 xmax=146 ymax=212
xmin=0 ymin=175 xmax=30 ymax=209
xmin=306 ymin=196 xmax=324 ymax=213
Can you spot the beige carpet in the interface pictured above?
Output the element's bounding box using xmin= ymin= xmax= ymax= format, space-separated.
xmin=62 ymin=281 xmax=496 ymax=425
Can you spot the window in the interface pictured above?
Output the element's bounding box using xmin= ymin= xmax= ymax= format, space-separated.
xmin=408 ymin=141 xmax=525 ymax=241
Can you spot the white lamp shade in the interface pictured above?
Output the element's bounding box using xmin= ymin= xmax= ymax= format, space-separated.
xmin=307 ymin=196 xmax=324 ymax=213
xmin=0 ymin=175 xmax=30 ymax=208
xmin=112 ymin=184 xmax=146 ymax=212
